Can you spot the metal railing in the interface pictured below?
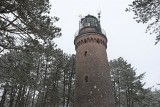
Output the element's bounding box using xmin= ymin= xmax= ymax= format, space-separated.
xmin=74 ymin=27 xmax=106 ymax=38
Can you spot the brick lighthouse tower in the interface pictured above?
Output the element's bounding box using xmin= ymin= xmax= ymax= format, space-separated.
xmin=74 ymin=14 xmax=115 ymax=107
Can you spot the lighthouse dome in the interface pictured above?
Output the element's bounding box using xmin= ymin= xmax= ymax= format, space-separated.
xmin=75 ymin=14 xmax=106 ymax=38
xmin=80 ymin=15 xmax=99 ymax=29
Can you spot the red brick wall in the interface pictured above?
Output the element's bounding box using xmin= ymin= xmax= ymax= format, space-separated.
xmin=74 ymin=32 xmax=115 ymax=107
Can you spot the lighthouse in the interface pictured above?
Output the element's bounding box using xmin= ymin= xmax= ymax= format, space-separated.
xmin=74 ymin=14 xmax=115 ymax=107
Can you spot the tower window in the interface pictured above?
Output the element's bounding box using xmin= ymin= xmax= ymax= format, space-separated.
xmin=85 ymin=76 xmax=88 ymax=82
xmin=84 ymin=51 xmax=87 ymax=56
xmin=97 ymin=40 xmax=100 ymax=44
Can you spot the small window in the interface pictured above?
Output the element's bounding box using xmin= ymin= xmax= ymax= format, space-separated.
xmin=97 ymin=40 xmax=100 ymax=44
xmin=84 ymin=51 xmax=87 ymax=56
xmin=85 ymin=76 xmax=88 ymax=82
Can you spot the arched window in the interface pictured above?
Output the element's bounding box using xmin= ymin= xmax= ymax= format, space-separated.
xmin=84 ymin=51 xmax=87 ymax=56
xmin=97 ymin=39 xmax=100 ymax=44
xmin=85 ymin=76 xmax=88 ymax=82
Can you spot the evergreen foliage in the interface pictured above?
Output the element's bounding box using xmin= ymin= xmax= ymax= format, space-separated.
xmin=0 ymin=0 xmax=160 ymax=107
xmin=126 ymin=0 xmax=160 ymax=44
xmin=0 ymin=48 xmax=75 ymax=107
xmin=109 ymin=57 xmax=160 ymax=107
xmin=0 ymin=0 xmax=61 ymax=52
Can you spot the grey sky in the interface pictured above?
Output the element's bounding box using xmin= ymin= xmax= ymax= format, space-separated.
xmin=51 ymin=0 xmax=160 ymax=89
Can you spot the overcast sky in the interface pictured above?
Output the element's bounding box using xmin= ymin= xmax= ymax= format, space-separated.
xmin=50 ymin=0 xmax=160 ymax=89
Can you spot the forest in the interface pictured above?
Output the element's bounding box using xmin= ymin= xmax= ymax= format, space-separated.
xmin=0 ymin=0 xmax=160 ymax=107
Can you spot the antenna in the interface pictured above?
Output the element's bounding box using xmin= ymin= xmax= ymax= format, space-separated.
xmin=78 ymin=14 xmax=83 ymax=30
xmin=98 ymin=11 xmax=101 ymax=19
xmin=97 ymin=10 xmax=101 ymax=23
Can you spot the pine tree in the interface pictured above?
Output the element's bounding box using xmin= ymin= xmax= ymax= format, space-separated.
xmin=0 ymin=0 xmax=61 ymax=52
xmin=109 ymin=57 xmax=145 ymax=107
xmin=126 ymin=0 xmax=160 ymax=44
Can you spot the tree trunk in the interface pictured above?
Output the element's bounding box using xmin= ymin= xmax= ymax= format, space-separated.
xmin=51 ymin=72 xmax=58 ymax=107
xmin=112 ymin=81 xmax=117 ymax=106
xmin=31 ymin=89 xmax=36 ymax=107
xmin=18 ymin=85 xmax=26 ymax=107
xmin=62 ymin=69 xmax=66 ymax=107
xmin=35 ymin=91 xmax=40 ymax=107
xmin=66 ymin=68 xmax=74 ymax=107
xmin=42 ymin=57 xmax=48 ymax=107
xmin=118 ymin=77 xmax=121 ymax=107
xmin=32 ymin=58 xmax=41 ymax=107
xmin=15 ymin=85 xmax=23 ymax=107
xmin=9 ymin=85 xmax=17 ymax=107
xmin=24 ymin=87 xmax=31 ymax=107
xmin=0 ymin=85 xmax=8 ymax=107
xmin=55 ymin=69 xmax=59 ymax=107
xmin=43 ymin=91 xmax=48 ymax=107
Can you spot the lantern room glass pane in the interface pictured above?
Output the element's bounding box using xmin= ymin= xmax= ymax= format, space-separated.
xmin=81 ymin=17 xmax=98 ymax=28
